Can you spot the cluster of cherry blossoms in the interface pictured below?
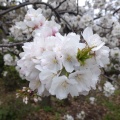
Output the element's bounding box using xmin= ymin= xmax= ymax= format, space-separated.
xmin=16 ymin=87 xmax=41 ymax=104
xmin=103 ymin=81 xmax=115 ymax=97
xmin=10 ymin=8 xmax=60 ymax=40
xmin=16 ymin=8 xmax=110 ymax=100
xmin=63 ymin=111 xmax=85 ymax=120
xmin=3 ymin=53 xmax=18 ymax=66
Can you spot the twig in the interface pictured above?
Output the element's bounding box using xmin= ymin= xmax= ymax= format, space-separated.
xmin=0 ymin=1 xmax=60 ymax=22
xmin=0 ymin=1 xmax=74 ymax=32
xmin=0 ymin=42 xmax=24 ymax=47
xmin=103 ymin=74 xmax=120 ymax=86
xmin=0 ymin=6 xmax=10 ymax=10
xmin=94 ymin=16 xmax=102 ymax=20
xmin=113 ymin=8 xmax=120 ymax=15
xmin=60 ymin=15 xmax=74 ymax=32
xmin=77 ymin=0 xmax=79 ymax=14
xmin=58 ymin=10 xmax=80 ymax=16
xmin=0 ymin=21 xmax=9 ymax=35
xmin=0 ymin=36 xmax=33 ymax=47
xmin=97 ymin=24 xmax=112 ymax=30
xmin=0 ymin=1 xmax=74 ymax=33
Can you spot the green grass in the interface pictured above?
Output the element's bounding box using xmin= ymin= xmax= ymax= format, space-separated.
xmin=0 ymin=98 xmax=41 ymax=120
xmin=103 ymin=101 xmax=120 ymax=120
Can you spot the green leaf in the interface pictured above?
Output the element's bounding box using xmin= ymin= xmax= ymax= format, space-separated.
xmin=76 ymin=47 xmax=94 ymax=65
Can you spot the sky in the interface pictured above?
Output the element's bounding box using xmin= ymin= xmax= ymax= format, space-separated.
xmin=78 ymin=0 xmax=86 ymax=6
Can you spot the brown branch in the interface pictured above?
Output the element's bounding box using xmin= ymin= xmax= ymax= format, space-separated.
xmin=113 ymin=8 xmax=120 ymax=15
xmin=0 ymin=1 xmax=74 ymax=31
xmin=0 ymin=21 xmax=9 ymax=35
xmin=0 ymin=6 xmax=10 ymax=10
xmin=77 ymin=0 xmax=79 ymax=14
xmin=0 ymin=42 xmax=23 ymax=47
xmin=0 ymin=37 xmax=33 ymax=47
xmin=97 ymin=24 xmax=113 ymax=30
xmin=60 ymin=15 xmax=74 ymax=32
xmin=58 ymin=10 xmax=79 ymax=16
xmin=0 ymin=1 xmax=60 ymax=22
xmin=103 ymin=74 xmax=120 ymax=86
xmin=0 ymin=1 xmax=74 ymax=32
xmin=94 ymin=16 xmax=102 ymax=20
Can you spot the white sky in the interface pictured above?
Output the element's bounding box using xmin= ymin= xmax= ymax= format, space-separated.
xmin=78 ymin=0 xmax=86 ymax=6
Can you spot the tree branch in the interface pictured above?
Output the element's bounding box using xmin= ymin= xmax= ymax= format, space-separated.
xmin=0 ymin=37 xmax=33 ymax=47
xmin=0 ymin=1 xmax=60 ymax=22
xmin=97 ymin=24 xmax=112 ymax=30
xmin=0 ymin=6 xmax=10 ymax=10
xmin=103 ymin=74 xmax=120 ymax=86
xmin=94 ymin=16 xmax=102 ymax=20
xmin=60 ymin=15 xmax=74 ymax=32
xmin=0 ymin=21 xmax=9 ymax=35
xmin=0 ymin=1 xmax=74 ymax=33
xmin=58 ymin=10 xmax=79 ymax=16
xmin=0 ymin=42 xmax=23 ymax=47
xmin=113 ymin=8 xmax=120 ymax=15
xmin=77 ymin=0 xmax=79 ymax=14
